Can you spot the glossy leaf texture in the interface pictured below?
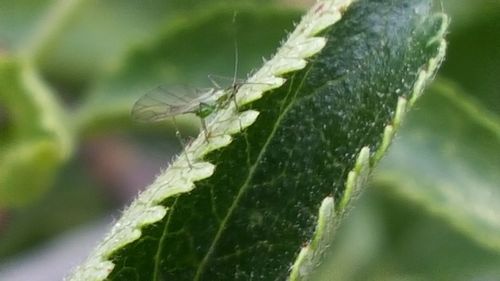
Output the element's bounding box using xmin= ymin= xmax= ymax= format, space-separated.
xmin=72 ymin=0 xmax=447 ymax=280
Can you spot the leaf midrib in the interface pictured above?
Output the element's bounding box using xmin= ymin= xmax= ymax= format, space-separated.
xmin=192 ymin=67 xmax=312 ymax=280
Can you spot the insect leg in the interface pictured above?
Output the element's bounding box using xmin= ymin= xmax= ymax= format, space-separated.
xmin=207 ymin=74 xmax=223 ymax=89
xmin=198 ymin=103 xmax=210 ymax=143
xmin=172 ymin=116 xmax=192 ymax=168
xmin=201 ymin=118 xmax=210 ymax=143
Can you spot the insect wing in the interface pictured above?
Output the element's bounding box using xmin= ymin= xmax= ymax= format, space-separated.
xmin=207 ymin=74 xmax=246 ymax=90
xmin=131 ymin=86 xmax=201 ymax=122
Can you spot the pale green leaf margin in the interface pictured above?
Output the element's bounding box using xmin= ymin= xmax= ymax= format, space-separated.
xmin=67 ymin=0 xmax=448 ymax=279
xmin=288 ymin=9 xmax=449 ymax=281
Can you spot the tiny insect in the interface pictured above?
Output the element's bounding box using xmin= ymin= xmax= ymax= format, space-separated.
xmin=131 ymin=85 xmax=230 ymax=123
xmin=131 ymin=85 xmax=220 ymax=167
xmin=131 ymin=34 xmax=246 ymax=168
xmin=132 ymin=40 xmax=243 ymax=133
xmin=131 ymin=84 xmax=240 ymax=157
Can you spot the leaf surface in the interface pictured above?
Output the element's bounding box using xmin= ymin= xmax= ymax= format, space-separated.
xmin=69 ymin=0 xmax=448 ymax=280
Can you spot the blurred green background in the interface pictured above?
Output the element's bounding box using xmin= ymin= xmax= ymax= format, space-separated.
xmin=0 ymin=0 xmax=499 ymax=280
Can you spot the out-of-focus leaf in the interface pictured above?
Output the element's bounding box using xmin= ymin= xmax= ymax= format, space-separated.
xmin=0 ymin=56 xmax=73 ymax=207
xmin=0 ymin=158 xmax=108 ymax=258
xmin=0 ymin=0 xmax=51 ymax=51
xmin=37 ymin=0 xmax=286 ymax=97
xmin=314 ymin=189 xmax=500 ymax=281
xmin=442 ymin=0 xmax=500 ymax=28
xmin=75 ymin=6 xmax=301 ymax=135
xmin=375 ymin=80 xmax=500 ymax=252
xmin=37 ymin=0 xmax=173 ymax=93
xmin=440 ymin=6 xmax=500 ymax=114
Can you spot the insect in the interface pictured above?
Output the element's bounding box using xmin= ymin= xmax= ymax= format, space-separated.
xmin=131 ymin=34 xmax=245 ymax=167
xmin=131 ymin=83 xmax=239 ymax=167
xmin=131 ymin=85 xmax=229 ymax=123
xmin=132 ymin=40 xmax=243 ymax=135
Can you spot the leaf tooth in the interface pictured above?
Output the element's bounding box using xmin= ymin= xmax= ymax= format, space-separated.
xmin=288 ymin=0 xmax=350 ymax=41
xmin=373 ymin=125 xmax=395 ymax=165
xmin=281 ymin=37 xmax=327 ymax=59
xmin=265 ymin=57 xmax=308 ymax=76
xmin=289 ymin=196 xmax=336 ymax=281
xmin=211 ymin=109 xmax=260 ymax=136
xmin=338 ymin=146 xmax=371 ymax=213
xmin=304 ymin=8 xmax=341 ymax=37
xmin=393 ymin=97 xmax=408 ymax=129
xmin=189 ymin=134 xmax=233 ymax=158
xmin=108 ymin=205 xmax=167 ymax=247
xmin=410 ymin=36 xmax=448 ymax=105
xmin=151 ymin=161 xmax=215 ymax=195
xmin=68 ymin=260 xmax=113 ymax=281
xmin=236 ymin=76 xmax=286 ymax=106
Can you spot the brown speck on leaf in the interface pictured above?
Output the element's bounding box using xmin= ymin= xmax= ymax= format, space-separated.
xmin=314 ymin=2 xmax=326 ymax=14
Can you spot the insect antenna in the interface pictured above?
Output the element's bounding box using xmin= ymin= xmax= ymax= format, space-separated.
xmin=230 ymin=12 xmax=244 ymax=133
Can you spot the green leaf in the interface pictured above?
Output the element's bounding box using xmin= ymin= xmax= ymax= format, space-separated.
xmin=0 ymin=56 xmax=73 ymax=207
xmin=69 ymin=0 xmax=447 ymax=280
xmin=75 ymin=5 xmax=301 ymax=135
xmin=375 ymin=80 xmax=500 ymax=252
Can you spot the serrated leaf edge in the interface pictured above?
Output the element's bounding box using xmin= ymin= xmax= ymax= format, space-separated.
xmin=67 ymin=0 xmax=355 ymax=280
xmin=287 ymin=13 xmax=449 ymax=281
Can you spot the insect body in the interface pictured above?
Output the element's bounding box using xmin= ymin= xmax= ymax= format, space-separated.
xmin=131 ymin=86 xmax=227 ymax=123
xmin=131 ymin=85 xmax=234 ymax=167
xmin=133 ymin=36 xmax=244 ymax=127
xmin=132 ymin=33 xmax=243 ymax=166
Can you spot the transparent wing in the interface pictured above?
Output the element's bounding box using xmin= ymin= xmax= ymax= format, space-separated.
xmin=207 ymin=74 xmax=273 ymax=93
xmin=131 ymin=85 xmax=202 ymax=122
xmin=207 ymin=74 xmax=245 ymax=89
